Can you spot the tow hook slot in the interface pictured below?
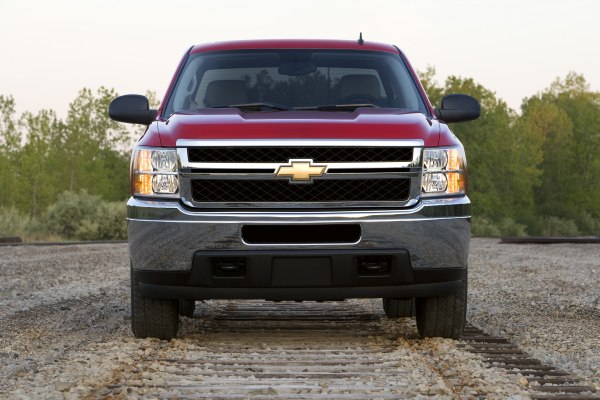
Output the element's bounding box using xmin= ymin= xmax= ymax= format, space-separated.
xmin=357 ymin=255 xmax=392 ymax=276
xmin=211 ymin=257 xmax=246 ymax=278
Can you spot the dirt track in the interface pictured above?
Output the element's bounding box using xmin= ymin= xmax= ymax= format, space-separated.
xmin=0 ymin=239 xmax=598 ymax=399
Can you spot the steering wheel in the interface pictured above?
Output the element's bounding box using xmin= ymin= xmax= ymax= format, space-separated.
xmin=340 ymin=94 xmax=380 ymax=106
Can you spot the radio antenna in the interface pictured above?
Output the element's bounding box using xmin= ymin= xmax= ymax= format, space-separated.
xmin=358 ymin=32 xmax=364 ymax=45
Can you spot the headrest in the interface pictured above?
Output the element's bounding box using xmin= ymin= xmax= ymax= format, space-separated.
xmin=204 ymin=80 xmax=248 ymax=107
xmin=338 ymin=74 xmax=380 ymax=99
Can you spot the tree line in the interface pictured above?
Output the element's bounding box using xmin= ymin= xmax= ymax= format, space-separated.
xmin=0 ymin=88 xmax=135 ymax=215
xmin=0 ymin=73 xmax=599 ymax=239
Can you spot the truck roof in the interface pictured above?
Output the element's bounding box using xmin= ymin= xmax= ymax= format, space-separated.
xmin=190 ymin=39 xmax=400 ymax=54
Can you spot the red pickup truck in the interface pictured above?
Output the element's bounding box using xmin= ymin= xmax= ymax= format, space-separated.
xmin=109 ymin=39 xmax=479 ymax=340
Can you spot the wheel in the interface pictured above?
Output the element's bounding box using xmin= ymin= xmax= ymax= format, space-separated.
xmin=130 ymin=263 xmax=179 ymax=340
xmin=179 ymin=299 xmax=196 ymax=317
xmin=415 ymin=274 xmax=467 ymax=339
xmin=382 ymin=298 xmax=415 ymax=318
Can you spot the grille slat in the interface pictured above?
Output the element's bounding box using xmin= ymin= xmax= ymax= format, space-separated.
xmin=191 ymin=179 xmax=410 ymax=203
xmin=187 ymin=147 xmax=413 ymax=163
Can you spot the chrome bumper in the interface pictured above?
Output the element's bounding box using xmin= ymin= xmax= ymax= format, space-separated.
xmin=127 ymin=196 xmax=471 ymax=272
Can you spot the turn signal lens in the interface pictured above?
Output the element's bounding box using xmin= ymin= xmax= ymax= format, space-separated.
xmin=134 ymin=174 xmax=153 ymax=196
xmin=134 ymin=149 xmax=152 ymax=172
xmin=447 ymin=149 xmax=462 ymax=171
xmin=446 ymin=172 xmax=465 ymax=194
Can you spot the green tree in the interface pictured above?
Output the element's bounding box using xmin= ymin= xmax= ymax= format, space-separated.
xmin=0 ymin=95 xmax=21 ymax=208
xmin=17 ymin=109 xmax=63 ymax=216
xmin=521 ymin=73 xmax=600 ymax=231
xmin=59 ymin=87 xmax=131 ymax=200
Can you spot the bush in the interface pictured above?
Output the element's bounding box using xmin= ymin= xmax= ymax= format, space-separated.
xmin=75 ymin=219 xmax=100 ymax=241
xmin=496 ymin=217 xmax=528 ymax=237
xmin=43 ymin=191 xmax=127 ymax=240
xmin=0 ymin=207 xmax=51 ymax=241
xmin=0 ymin=207 xmax=31 ymax=238
xmin=44 ymin=191 xmax=101 ymax=239
xmin=574 ymin=212 xmax=600 ymax=236
xmin=471 ymin=216 xmax=501 ymax=237
xmin=472 ymin=216 xmax=527 ymax=237
xmin=539 ymin=216 xmax=580 ymax=236
xmin=95 ymin=202 xmax=127 ymax=240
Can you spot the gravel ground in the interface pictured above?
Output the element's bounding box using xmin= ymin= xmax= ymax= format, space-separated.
xmin=468 ymin=238 xmax=600 ymax=389
xmin=0 ymin=239 xmax=597 ymax=398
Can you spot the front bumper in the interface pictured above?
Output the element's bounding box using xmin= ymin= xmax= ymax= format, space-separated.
xmin=128 ymin=197 xmax=471 ymax=272
xmin=127 ymin=197 xmax=470 ymax=300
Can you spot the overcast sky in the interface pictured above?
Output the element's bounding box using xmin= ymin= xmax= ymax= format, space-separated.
xmin=1 ymin=0 xmax=598 ymax=118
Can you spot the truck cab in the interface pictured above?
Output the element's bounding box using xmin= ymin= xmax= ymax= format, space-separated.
xmin=110 ymin=39 xmax=480 ymax=340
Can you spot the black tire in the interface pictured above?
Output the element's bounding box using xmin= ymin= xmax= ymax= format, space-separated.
xmin=415 ymin=276 xmax=467 ymax=339
xmin=130 ymin=264 xmax=179 ymax=340
xmin=382 ymin=298 xmax=415 ymax=318
xmin=179 ymin=299 xmax=196 ymax=317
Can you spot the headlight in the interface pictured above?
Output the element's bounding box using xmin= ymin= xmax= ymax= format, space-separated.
xmin=422 ymin=147 xmax=465 ymax=196
xmin=132 ymin=147 xmax=179 ymax=197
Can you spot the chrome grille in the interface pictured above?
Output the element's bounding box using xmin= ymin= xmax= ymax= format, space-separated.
xmin=188 ymin=147 xmax=413 ymax=163
xmin=191 ymin=179 xmax=411 ymax=203
xmin=177 ymin=139 xmax=423 ymax=209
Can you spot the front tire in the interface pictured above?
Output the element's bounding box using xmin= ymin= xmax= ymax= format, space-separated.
xmin=382 ymin=298 xmax=415 ymax=318
xmin=130 ymin=264 xmax=179 ymax=340
xmin=415 ymin=275 xmax=467 ymax=339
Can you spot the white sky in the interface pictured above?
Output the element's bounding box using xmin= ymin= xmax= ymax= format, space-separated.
xmin=1 ymin=0 xmax=598 ymax=118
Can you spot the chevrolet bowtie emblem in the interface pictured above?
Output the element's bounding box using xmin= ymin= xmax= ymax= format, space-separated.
xmin=275 ymin=159 xmax=327 ymax=183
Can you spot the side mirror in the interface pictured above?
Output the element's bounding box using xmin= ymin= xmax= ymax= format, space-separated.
xmin=108 ymin=95 xmax=158 ymax=125
xmin=434 ymin=94 xmax=480 ymax=123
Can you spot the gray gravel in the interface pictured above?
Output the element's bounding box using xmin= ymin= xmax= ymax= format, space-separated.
xmin=468 ymin=238 xmax=600 ymax=390
xmin=0 ymin=239 xmax=597 ymax=398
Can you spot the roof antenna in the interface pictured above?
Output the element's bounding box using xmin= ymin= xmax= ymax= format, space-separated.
xmin=358 ymin=32 xmax=364 ymax=45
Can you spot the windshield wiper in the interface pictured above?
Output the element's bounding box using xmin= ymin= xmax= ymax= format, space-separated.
xmin=295 ymin=104 xmax=379 ymax=111
xmin=211 ymin=103 xmax=379 ymax=112
xmin=212 ymin=102 xmax=291 ymax=111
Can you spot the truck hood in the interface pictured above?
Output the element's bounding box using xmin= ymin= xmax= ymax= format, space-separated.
xmin=155 ymin=108 xmax=440 ymax=147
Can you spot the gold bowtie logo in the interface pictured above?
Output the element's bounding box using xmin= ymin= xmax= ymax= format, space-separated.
xmin=275 ymin=159 xmax=327 ymax=183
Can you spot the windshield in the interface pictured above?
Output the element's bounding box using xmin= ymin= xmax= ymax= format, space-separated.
xmin=163 ymin=50 xmax=428 ymax=116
